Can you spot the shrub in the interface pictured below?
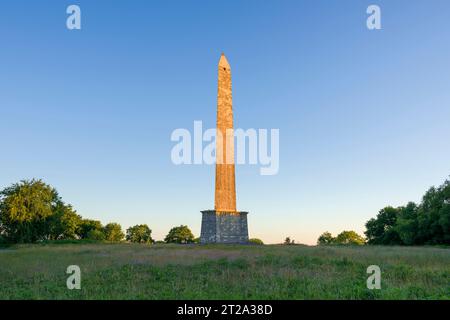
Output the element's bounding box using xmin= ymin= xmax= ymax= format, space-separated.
xmin=164 ymin=225 xmax=195 ymax=244
xmin=249 ymin=238 xmax=264 ymax=245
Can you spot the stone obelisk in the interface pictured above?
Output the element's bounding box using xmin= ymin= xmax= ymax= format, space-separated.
xmin=215 ymin=53 xmax=236 ymax=213
xmin=200 ymin=53 xmax=249 ymax=244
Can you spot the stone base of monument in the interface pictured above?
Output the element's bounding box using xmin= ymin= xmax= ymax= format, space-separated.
xmin=200 ymin=210 xmax=249 ymax=244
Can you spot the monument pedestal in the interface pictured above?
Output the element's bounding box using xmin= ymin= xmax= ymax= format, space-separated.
xmin=200 ymin=210 xmax=249 ymax=244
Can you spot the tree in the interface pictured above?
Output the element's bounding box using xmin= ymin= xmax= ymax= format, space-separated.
xmin=0 ymin=180 xmax=60 ymax=243
xmin=317 ymin=231 xmax=335 ymax=245
xmin=249 ymin=238 xmax=264 ymax=245
xmin=365 ymin=207 xmax=402 ymax=245
xmin=395 ymin=202 xmax=419 ymax=245
xmin=416 ymin=181 xmax=450 ymax=244
xmin=0 ymin=179 xmax=168 ymax=245
xmin=364 ymin=178 xmax=450 ymax=246
xmin=104 ymin=223 xmax=124 ymax=242
xmin=78 ymin=219 xmax=103 ymax=239
xmin=86 ymin=229 xmax=105 ymax=241
xmin=47 ymin=203 xmax=82 ymax=240
xmin=365 ymin=180 xmax=450 ymax=245
xmin=126 ymin=224 xmax=153 ymax=243
xmin=164 ymin=225 xmax=195 ymax=244
xmin=335 ymin=230 xmax=365 ymax=245
xmin=283 ymin=237 xmax=295 ymax=245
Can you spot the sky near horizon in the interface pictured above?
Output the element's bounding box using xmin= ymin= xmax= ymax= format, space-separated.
xmin=1 ymin=1 xmax=450 ymax=244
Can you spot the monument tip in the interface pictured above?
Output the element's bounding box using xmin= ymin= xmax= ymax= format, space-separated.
xmin=219 ymin=53 xmax=230 ymax=69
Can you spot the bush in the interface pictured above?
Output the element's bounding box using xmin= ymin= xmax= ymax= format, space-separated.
xmin=284 ymin=237 xmax=295 ymax=245
xmin=0 ymin=235 xmax=7 ymax=247
xmin=249 ymin=238 xmax=264 ymax=245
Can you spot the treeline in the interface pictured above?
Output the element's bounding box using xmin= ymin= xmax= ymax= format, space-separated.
xmin=317 ymin=230 xmax=365 ymax=245
xmin=365 ymin=178 xmax=450 ymax=245
xmin=0 ymin=180 xmax=196 ymax=244
xmin=316 ymin=177 xmax=449 ymax=246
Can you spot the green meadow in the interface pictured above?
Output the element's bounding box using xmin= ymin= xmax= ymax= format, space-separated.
xmin=0 ymin=243 xmax=448 ymax=300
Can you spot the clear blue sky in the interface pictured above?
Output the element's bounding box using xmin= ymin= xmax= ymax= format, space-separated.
xmin=1 ymin=0 xmax=449 ymax=244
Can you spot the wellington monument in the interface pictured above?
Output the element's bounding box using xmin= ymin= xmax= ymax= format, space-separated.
xmin=200 ymin=54 xmax=249 ymax=244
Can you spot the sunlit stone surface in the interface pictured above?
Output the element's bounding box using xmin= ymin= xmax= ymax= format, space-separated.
xmin=200 ymin=54 xmax=249 ymax=244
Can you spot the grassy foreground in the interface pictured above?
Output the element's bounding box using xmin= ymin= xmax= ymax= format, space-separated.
xmin=0 ymin=243 xmax=448 ymax=299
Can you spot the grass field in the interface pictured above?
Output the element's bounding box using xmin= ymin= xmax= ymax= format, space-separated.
xmin=0 ymin=243 xmax=448 ymax=299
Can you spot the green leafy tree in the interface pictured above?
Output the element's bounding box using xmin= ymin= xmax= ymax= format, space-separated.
xmin=364 ymin=178 xmax=450 ymax=245
xmin=365 ymin=207 xmax=402 ymax=245
xmin=104 ymin=223 xmax=124 ymax=242
xmin=249 ymin=238 xmax=264 ymax=245
xmin=47 ymin=203 xmax=82 ymax=240
xmin=416 ymin=180 xmax=450 ymax=244
xmin=164 ymin=225 xmax=195 ymax=244
xmin=0 ymin=180 xmax=60 ymax=243
xmin=78 ymin=219 xmax=104 ymax=239
xmin=395 ymin=202 xmax=420 ymax=245
xmin=317 ymin=231 xmax=335 ymax=245
xmin=86 ymin=229 xmax=105 ymax=241
xmin=335 ymin=230 xmax=365 ymax=245
xmin=126 ymin=224 xmax=153 ymax=243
